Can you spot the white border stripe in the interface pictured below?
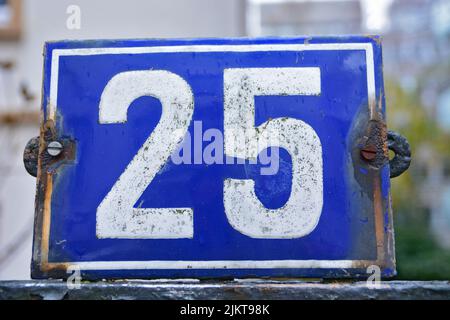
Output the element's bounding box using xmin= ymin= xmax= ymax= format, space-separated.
xmin=72 ymin=260 xmax=355 ymax=270
xmin=49 ymin=43 xmax=375 ymax=120
xmin=48 ymin=42 xmax=376 ymax=270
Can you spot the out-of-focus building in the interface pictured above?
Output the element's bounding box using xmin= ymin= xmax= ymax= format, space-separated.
xmin=382 ymin=0 xmax=440 ymax=80
xmin=381 ymin=0 xmax=450 ymax=102
xmin=372 ymin=0 xmax=450 ymax=250
xmin=1 ymin=0 xmax=450 ymax=280
xmin=0 ymin=0 xmax=246 ymax=280
xmin=247 ymin=0 xmax=450 ymax=249
xmin=382 ymin=0 xmax=450 ymax=249
xmin=247 ymin=0 xmax=362 ymax=36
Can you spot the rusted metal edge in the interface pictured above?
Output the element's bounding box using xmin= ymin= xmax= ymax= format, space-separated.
xmin=31 ymin=117 xmax=75 ymax=278
xmin=1 ymin=280 xmax=450 ymax=300
xmin=372 ymin=91 xmax=396 ymax=275
xmin=349 ymin=90 xmax=395 ymax=274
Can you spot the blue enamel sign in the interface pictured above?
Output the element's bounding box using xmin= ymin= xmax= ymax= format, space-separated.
xmin=32 ymin=36 xmax=395 ymax=279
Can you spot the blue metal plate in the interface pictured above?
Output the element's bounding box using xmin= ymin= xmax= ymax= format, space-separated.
xmin=31 ymin=36 xmax=395 ymax=279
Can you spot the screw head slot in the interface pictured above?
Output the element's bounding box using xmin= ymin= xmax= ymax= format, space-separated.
xmin=47 ymin=141 xmax=63 ymax=157
xmin=360 ymin=145 xmax=377 ymax=161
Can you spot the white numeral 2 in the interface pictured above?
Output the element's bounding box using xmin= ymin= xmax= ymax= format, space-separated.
xmin=223 ymin=68 xmax=323 ymax=238
xmin=96 ymin=68 xmax=323 ymax=239
xmin=96 ymin=70 xmax=194 ymax=239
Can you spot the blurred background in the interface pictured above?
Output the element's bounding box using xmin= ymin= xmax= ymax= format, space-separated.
xmin=0 ymin=0 xmax=449 ymax=280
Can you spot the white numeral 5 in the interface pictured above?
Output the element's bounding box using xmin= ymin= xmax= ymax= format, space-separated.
xmin=223 ymin=68 xmax=323 ymax=238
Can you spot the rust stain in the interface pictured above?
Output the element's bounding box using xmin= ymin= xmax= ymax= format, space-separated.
xmin=48 ymin=104 xmax=56 ymax=122
xmin=377 ymin=90 xmax=384 ymax=115
xmin=350 ymin=260 xmax=378 ymax=269
xmin=34 ymin=118 xmax=74 ymax=274
xmin=349 ymin=88 xmax=391 ymax=271
xmin=359 ymin=118 xmax=388 ymax=169
xmin=349 ymin=179 xmax=388 ymax=271
xmin=41 ymin=262 xmax=70 ymax=273
xmin=40 ymin=172 xmax=52 ymax=264
xmin=368 ymin=91 xmax=389 ymax=266
xmin=366 ymin=34 xmax=382 ymax=46
xmin=39 ymin=173 xmax=71 ymax=273
xmin=385 ymin=193 xmax=396 ymax=268
xmin=373 ymin=176 xmax=385 ymax=261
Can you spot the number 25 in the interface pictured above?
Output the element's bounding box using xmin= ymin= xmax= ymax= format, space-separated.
xmin=96 ymin=68 xmax=323 ymax=239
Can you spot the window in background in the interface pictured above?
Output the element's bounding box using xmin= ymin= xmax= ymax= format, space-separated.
xmin=0 ymin=0 xmax=20 ymax=40
xmin=246 ymin=0 xmax=364 ymax=36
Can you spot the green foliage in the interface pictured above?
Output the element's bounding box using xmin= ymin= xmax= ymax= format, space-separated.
xmin=396 ymin=225 xmax=450 ymax=280
xmin=385 ymin=79 xmax=450 ymax=279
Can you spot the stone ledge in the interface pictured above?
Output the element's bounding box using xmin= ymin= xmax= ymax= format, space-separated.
xmin=1 ymin=280 xmax=449 ymax=300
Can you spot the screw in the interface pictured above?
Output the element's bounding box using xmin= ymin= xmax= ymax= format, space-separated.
xmin=360 ymin=145 xmax=377 ymax=161
xmin=47 ymin=141 xmax=63 ymax=156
